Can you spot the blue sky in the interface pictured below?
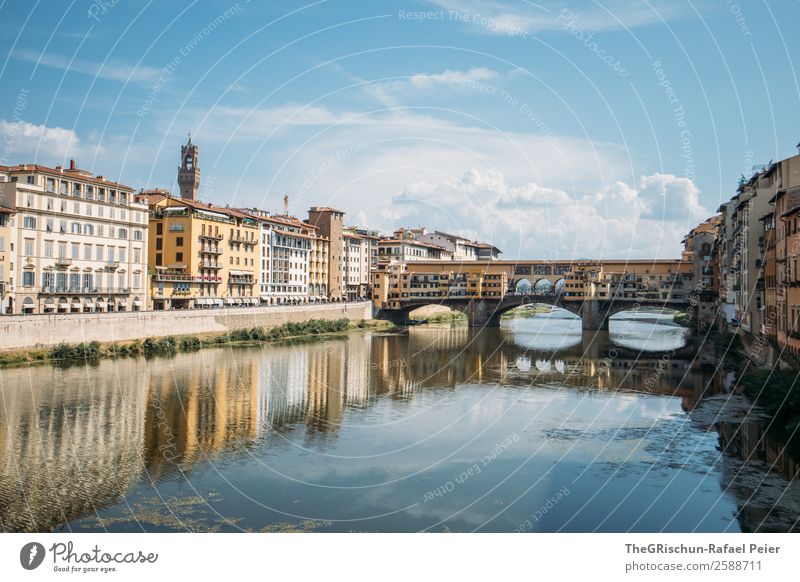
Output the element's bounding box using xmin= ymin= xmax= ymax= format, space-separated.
xmin=1 ymin=0 xmax=799 ymax=259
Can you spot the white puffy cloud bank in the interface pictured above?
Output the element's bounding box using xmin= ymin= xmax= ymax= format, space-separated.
xmin=388 ymin=168 xmax=709 ymax=260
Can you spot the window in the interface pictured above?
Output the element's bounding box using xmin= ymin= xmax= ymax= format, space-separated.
xmin=82 ymin=274 xmax=93 ymax=290
xmin=98 ymin=188 xmax=106 ymax=202
xmin=84 ymin=244 xmax=92 ymax=260
xmin=133 ymin=273 xmax=140 ymax=289
xmin=97 ymin=206 xmax=104 ymax=218
xmin=118 ymin=273 xmax=125 ymax=289
xmin=156 ymin=238 xmax=163 ymax=251
xmin=133 ymin=248 xmax=141 ymax=263
xmin=169 ymin=223 xmax=184 ymax=232
xmin=109 ymin=208 xmax=115 ymax=219
xmin=176 ymin=252 xmax=183 ymax=262
xmin=26 ymin=175 xmax=35 ymax=185
xmin=0 ymin=236 xmax=4 ymax=252
xmin=71 ymin=222 xmax=81 ymax=234
xmin=134 ymin=230 xmax=143 ymax=241
xmin=46 ymin=218 xmax=54 ymax=232
xmin=26 ymin=193 xmax=33 ymax=207
xmin=46 ymin=178 xmax=55 ymax=192
xmin=155 ymin=253 xmax=162 ymax=266
xmin=60 ymin=181 xmax=69 ymax=195
xmin=109 ymin=190 xmax=117 ymax=204
xmin=96 ymin=245 xmax=104 ymax=261
xmin=119 ymin=247 xmax=126 ymax=263
xmin=22 ymin=272 xmax=35 ymax=287
xmin=71 ymin=243 xmax=79 ymax=259
xmin=23 ymin=216 xmax=36 ymax=229
xmin=24 ymin=238 xmax=34 ymax=256
xmin=156 ymin=223 xmax=163 ymax=235
xmin=121 ymin=209 xmax=127 ymax=221
xmin=108 ymin=247 xmax=115 ymax=262
xmin=74 ymin=183 xmax=82 ymax=196
xmin=86 ymin=185 xmax=94 ymax=199
xmin=118 ymin=228 xmax=128 ymax=239
xmin=176 ymin=236 xmax=184 ymax=247
xmin=59 ymin=220 xmax=67 ymax=233
xmin=83 ymin=224 xmax=94 ymax=235
xmin=44 ymin=240 xmax=53 ymax=258
xmin=85 ymin=204 xmax=92 ymax=216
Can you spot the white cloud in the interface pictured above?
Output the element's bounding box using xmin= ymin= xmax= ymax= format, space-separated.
xmin=0 ymin=119 xmax=85 ymax=163
xmin=12 ymin=49 xmax=161 ymax=85
xmin=387 ymin=169 xmax=709 ymax=259
xmin=424 ymin=0 xmax=692 ymax=34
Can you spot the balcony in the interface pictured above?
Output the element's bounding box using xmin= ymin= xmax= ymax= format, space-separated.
xmin=40 ymin=286 xmax=130 ymax=295
xmin=229 ymin=236 xmax=256 ymax=245
xmin=105 ymin=261 xmax=120 ymax=271
xmin=229 ymin=276 xmax=255 ymax=285
xmin=199 ymin=247 xmax=222 ymax=255
xmin=199 ymin=232 xmax=224 ymax=241
xmin=54 ymin=257 xmax=72 ymax=268
xmin=201 ymin=261 xmax=222 ymax=269
xmin=154 ymin=272 xmax=195 ymax=283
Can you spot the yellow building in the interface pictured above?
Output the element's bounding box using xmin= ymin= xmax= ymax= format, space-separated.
xmin=0 ymin=205 xmax=12 ymax=313
xmin=139 ymin=194 xmax=259 ymax=309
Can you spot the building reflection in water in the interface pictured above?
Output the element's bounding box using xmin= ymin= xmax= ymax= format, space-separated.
xmin=0 ymin=320 xmax=798 ymax=532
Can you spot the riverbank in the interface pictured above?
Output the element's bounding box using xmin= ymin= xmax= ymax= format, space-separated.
xmin=0 ymin=318 xmax=396 ymax=369
xmin=0 ymin=300 xmax=374 ymax=351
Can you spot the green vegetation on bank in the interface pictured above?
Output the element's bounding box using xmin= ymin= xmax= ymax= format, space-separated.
xmin=419 ymin=311 xmax=467 ymax=323
xmin=740 ymin=368 xmax=800 ymax=441
xmin=673 ymin=311 xmax=691 ymax=327
xmin=501 ymin=304 xmax=553 ymax=319
xmin=0 ymin=318 xmax=395 ymax=368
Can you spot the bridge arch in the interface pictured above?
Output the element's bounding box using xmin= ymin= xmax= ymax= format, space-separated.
xmin=533 ymin=278 xmax=552 ymax=294
xmin=515 ymin=278 xmax=533 ymax=294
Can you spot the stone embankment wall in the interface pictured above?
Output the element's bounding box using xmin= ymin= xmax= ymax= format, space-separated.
xmin=0 ymin=302 xmax=374 ymax=351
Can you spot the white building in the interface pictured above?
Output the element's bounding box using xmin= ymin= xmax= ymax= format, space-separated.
xmin=0 ymin=161 xmax=149 ymax=314
xmin=250 ymin=211 xmax=313 ymax=305
xmin=377 ymin=238 xmax=453 ymax=263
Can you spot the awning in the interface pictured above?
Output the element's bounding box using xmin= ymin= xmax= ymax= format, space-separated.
xmin=117 ymin=298 xmax=127 ymax=305
xmin=96 ymin=302 xmax=107 ymax=311
xmin=133 ymin=300 xmax=143 ymax=307
xmin=83 ymin=298 xmax=93 ymax=306
xmin=250 ymin=298 xmax=260 ymax=305
xmin=234 ymin=298 xmax=243 ymax=305
xmin=213 ymin=299 xmax=223 ymax=307
xmin=226 ymin=298 xmax=235 ymax=305
xmin=229 ymin=270 xmax=253 ymax=276
xmin=195 ymin=298 xmax=208 ymax=306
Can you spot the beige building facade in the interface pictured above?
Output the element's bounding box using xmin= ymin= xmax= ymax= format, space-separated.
xmin=0 ymin=161 xmax=148 ymax=314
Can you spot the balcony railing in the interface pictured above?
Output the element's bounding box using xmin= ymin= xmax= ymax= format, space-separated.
xmin=54 ymin=257 xmax=72 ymax=268
xmin=201 ymin=261 xmax=222 ymax=269
xmin=154 ymin=273 xmax=194 ymax=282
xmin=199 ymin=233 xmax=224 ymax=241
xmin=229 ymin=277 xmax=255 ymax=284
xmin=199 ymin=247 xmax=222 ymax=255
xmin=40 ymin=286 xmax=130 ymax=295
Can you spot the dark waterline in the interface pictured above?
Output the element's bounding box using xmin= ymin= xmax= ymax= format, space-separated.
xmin=1 ymin=312 xmax=798 ymax=532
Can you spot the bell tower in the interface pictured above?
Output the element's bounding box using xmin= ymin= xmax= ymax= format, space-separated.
xmin=178 ymin=133 xmax=200 ymax=201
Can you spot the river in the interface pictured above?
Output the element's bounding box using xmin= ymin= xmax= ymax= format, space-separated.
xmin=1 ymin=310 xmax=798 ymax=532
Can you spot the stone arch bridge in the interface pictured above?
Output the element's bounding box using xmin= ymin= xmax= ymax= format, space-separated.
xmin=376 ymin=293 xmax=678 ymax=330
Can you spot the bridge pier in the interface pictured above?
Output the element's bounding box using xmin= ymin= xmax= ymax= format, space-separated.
xmin=579 ymin=300 xmax=610 ymax=331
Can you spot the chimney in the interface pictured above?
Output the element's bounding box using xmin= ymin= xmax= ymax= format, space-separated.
xmin=69 ymin=159 xmax=76 ymax=170
xmin=284 ymin=194 xmax=289 ymax=215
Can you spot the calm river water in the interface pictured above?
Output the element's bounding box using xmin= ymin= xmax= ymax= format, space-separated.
xmin=1 ymin=311 xmax=798 ymax=532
